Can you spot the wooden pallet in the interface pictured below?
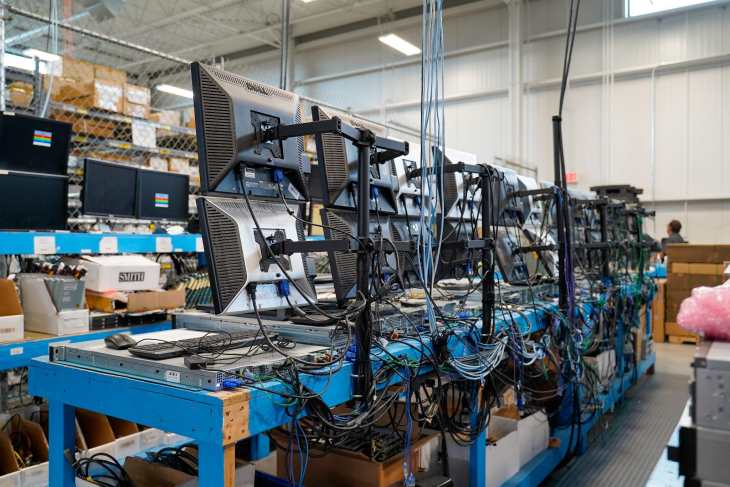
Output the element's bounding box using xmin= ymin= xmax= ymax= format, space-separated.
xmin=667 ymin=334 xmax=700 ymax=345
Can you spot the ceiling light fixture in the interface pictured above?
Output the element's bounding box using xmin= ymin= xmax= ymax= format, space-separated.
xmin=378 ymin=33 xmax=421 ymax=56
xmin=155 ymin=84 xmax=194 ymax=99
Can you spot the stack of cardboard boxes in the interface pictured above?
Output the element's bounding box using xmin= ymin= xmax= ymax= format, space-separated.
xmin=662 ymin=244 xmax=730 ymax=342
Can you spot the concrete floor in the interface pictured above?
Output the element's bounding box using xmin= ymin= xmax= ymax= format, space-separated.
xmin=546 ymin=340 xmax=696 ymax=487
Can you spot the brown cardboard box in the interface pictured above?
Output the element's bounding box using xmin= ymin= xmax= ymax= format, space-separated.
xmin=147 ymin=157 xmax=169 ymax=171
xmin=123 ymin=456 xmax=197 ymax=487
xmin=149 ymin=110 xmax=181 ymax=127
xmin=667 ymin=273 xmax=691 ymax=291
xmin=124 ymin=102 xmax=150 ymax=119
xmin=94 ymin=64 xmax=127 ymax=84
xmin=687 ymin=263 xmax=725 ymax=275
xmin=76 ymin=409 xmax=116 ymax=449
xmin=666 ymin=321 xmax=699 ymax=339
xmin=666 ymin=244 xmax=715 ymax=263
xmin=53 ymin=112 xmax=117 ymax=139
xmin=62 ymin=56 xmax=95 ymax=80
xmin=7 ymin=81 xmax=33 ymax=108
xmin=168 ymin=158 xmax=189 ymax=174
xmin=277 ymin=433 xmax=437 ymax=487
xmin=4 ymin=416 xmax=49 ymax=464
xmin=108 ymin=417 xmax=139 ymax=438
xmin=670 ymin=262 xmax=690 ymax=274
xmin=86 ymin=288 xmax=185 ymax=313
xmin=0 ymin=432 xmax=20 ymax=475
xmin=714 ymin=245 xmax=730 ymax=262
xmin=652 ymin=278 xmax=666 ymax=342
xmin=55 ymin=79 xmax=124 ymax=113
xmin=123 ymin=83 xmax=151 ymax=119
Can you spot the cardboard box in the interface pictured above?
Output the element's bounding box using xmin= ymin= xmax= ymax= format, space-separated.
xmin=124 ymin=102 xmax=150 ymax=119
xmin=20 ymin=462 xmax=48 ymax=487
xmin=0 ymin=280 xmax=23 ymax=343
xmin=517 ymin=410 xmax=550 ymax=468
xmin=652 ymin=278 xmax=666 ymax=343
xmin=149 ymin=110 xmax=181 ymax=127
xmin=448 ymin=413 xmax=519 ymax=487
xmin=59 ymin=79 xmax=124 ymax=113
xmin=94 ymin=64 xmax=127 ymax=84
xmin=277 ymin=434 xmax=437 ymax=487
xmin=62 ymin=57 xmax=95 ymax=80
xmin=148 ymin=157 xmax=169 ymax=171
xmin=667 ymin=273 xmax=690 ymax=291
xmin=168 ymin=158 xmax=189 ymax=174
xmin=18 ymin=276 xmax=89 ymax=336
xmin=0 ymin=471 xmax=20 ymax=487
xmin=181 ymin=107 xmax=195 ymax=128
xmin=52 ymin=112 xmax=117 ymax=139
xmin=666 ymin=321 xmax=699 ymax=338
xmin=76 ymin=410 xmax=116 ymax=450
xmin=687 ymin=263 xmax=725 ymax=275
xmin=68 ymin=255 xmax=160 ymax=292
xmin=666 ymin=244 xmax=715 ymax=263
xmin=670 ymin=262 xmax=690 ymax=274
xmin=7 ymin=82 xmax=33 ymax=108
xmin=124 ymin=83 xmax=151 ymax=106
xmin=86 ymin=288 xmax=184 ymax=313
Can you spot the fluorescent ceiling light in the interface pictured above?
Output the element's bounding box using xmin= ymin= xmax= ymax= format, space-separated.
xmin=300 ymin=0 xmax=317 ymax=3
xmin=156 ymin=84 xmax=194 ymax=99
xmin=23 ymin=48 xmax=61 ymax=62
xmin=378 ymin=33 xmax=421 ymax=56
xmin=627 ymin=0 xmax=715 ymax=16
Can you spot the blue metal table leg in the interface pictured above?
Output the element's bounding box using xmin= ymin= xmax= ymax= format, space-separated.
xmin=198 ymin=440 xmax=232 ymax=487
xmin=249 ymin=434 xmax=270 ymax=461
xmin=48 ymin=400 xmax=75 ymax=487
xmin=469 ymin=389 xmax=486 ymax=487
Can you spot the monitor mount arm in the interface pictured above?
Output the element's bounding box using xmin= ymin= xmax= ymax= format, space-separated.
xmin=257 ymin=111 xmax=408 ymax=402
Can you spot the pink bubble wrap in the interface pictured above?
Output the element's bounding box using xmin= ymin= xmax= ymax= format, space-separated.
xmin=677 ymin=282 xmax=730 ymax=340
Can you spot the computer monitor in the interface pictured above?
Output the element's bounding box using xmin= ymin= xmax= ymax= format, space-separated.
xmin=435 ymin=220 xmax=482 ymax=282
xmin=485 ymin=163 xmax=529 ymax=227
xmin=0 ymin=113 xmax=72 ymax=176
xmin=494 ymin=226 xmax=548 ymax=284
xmin=0 ymin=171 xmax=67 ymax=230
xmin=311 ymin=106 xmax=398 ymax=214
xmin=320 ymin=208 xmax=397 ymax=304
xmin=197 ymin=196 xmax=315 ymax=314
xmin=435 ymin=146 xmax=481 ymax=221
xmin=191 ymin=62 xmax=307 ymax=202
xmin=82 ymin=159 xmax=137 ymax=218
xmin=393 ymin=145 xmax=433 ymax=218
xmin=136 ymin=168 xmax=189 ymax=221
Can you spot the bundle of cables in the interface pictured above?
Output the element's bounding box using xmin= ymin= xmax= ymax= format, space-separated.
xmin=72 ymin=453 xmax=133 ymax=487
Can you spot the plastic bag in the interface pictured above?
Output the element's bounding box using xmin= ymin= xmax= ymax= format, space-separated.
xmin=677 ymin=281 xmax=730 ymax=340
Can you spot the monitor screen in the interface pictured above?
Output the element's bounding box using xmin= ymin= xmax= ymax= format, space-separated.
xmin=0 ymin=113 xmax=71 ymax=176
xmin=82 ymin=159 xmax=137 ymax=218
xmin=136 ymin=169 xmax=189 ymax=221
xmin=191 ymin=62 xmax=307 ymax=201
xmin=0 ymin=171 xmax=67 ymax=230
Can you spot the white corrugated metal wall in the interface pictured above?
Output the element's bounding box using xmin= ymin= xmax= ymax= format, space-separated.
xmin=231 ymin=0 xmax=730 ymax=244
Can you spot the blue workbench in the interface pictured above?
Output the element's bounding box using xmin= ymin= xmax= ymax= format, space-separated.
xmin=0 ymin=231 xmax=203 ymax=255
xmin=27 ymin=288 xmax=655 ymax=487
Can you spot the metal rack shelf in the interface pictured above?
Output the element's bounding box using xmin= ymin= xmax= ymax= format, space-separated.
xmin=0 ymin=232 xmax=203 ymax=255
xmin=52 ymin=102 xmax=196 ymax=135
xmin=72 ymin=135 xmax=198 ymax=160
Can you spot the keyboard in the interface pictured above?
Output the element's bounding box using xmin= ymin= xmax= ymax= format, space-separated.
xmin=128 ymin=331 xmax=270 ymax=360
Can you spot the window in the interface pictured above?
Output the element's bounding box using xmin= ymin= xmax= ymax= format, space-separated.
xmin=626 ymin=0 xmax=717 ymax=17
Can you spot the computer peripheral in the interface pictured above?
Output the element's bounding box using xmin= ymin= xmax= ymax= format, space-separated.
xmin=191 ymin=62 xmax=307 ymax=201
xmin=82 ymin=159 xmax=137 ymax=218
xmin=312 ymin=106 xmax=398 ymax=214
xmin=128 ymin=330 xmax=270 ymax=360
xmin=0 ymin=112 xmax=72 ymax=176
xmin=197 ymin=195 xmax=315 ymax=314
xmin=104 ymin=333 xmax=137 ymax=350
xmin=0 ymin=171 xmax=68 ymax=230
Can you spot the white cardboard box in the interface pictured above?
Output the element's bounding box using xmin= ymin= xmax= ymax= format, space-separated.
xmin=517 ymin=411 xmax=550 ymax=468
xmin=20 ymin=462 xmax=48 ymax=487
xmin=19 ymin=277 xmax=89 ymax=336
xmin=448 ymin=414 xmax=520 ymax=487
xmin=115 ymin=432 xmax=142 ymax=460
xmin=67 ymin=255 xmax=160 ymax=292
xmin=0 ymin=472 xmax=20 ymax=487
xmin=0 ymin=315 xmax=23 ymax=343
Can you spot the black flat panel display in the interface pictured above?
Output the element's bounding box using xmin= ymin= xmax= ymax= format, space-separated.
xmin=0 ymin=171 xmax=68 ymax=230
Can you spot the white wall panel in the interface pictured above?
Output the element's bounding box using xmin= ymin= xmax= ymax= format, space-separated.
xmin=653 ymin=72 xmax=688 ymax=200
xmin=687 ymin=68 xmax=725 ymax=197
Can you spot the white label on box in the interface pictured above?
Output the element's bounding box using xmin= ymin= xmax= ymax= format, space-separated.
xmin=80 ymin=248 xmax=92 ymax=254
xmin=99 ymin=236 xmax=118 ymax=254
xmin=195 ymin=237 xmax=204 ymax=253
xmin=33 ymin=236 xmax=56 ymax=254
xmin=165 ymin=370 xmax=180 ymax=383
xmin=245 ymin=168 xmax=256 ymax=179
xmin=156 ymin=237 xmax=173 ymax=253
xmin=10 ymin=347 xmax=23 ymax=356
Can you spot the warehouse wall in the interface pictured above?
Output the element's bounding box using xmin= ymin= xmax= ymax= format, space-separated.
xmin=228 ymin=0 xmax=730 ymax=244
